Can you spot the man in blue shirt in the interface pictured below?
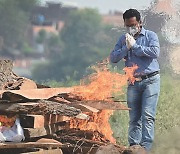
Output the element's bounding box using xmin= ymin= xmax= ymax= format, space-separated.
xmin=110 ymin=9 xmax=160 ymax=153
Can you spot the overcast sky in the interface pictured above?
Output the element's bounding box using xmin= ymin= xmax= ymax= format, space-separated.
xmin=42 ymin=0 xmax=154 ymax=14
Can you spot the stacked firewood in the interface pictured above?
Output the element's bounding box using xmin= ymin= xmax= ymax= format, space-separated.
xmin=0 ymin=60 xmax=129 ymax=154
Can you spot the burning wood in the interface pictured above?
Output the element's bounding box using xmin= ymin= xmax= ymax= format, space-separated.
xmin=0 ymin=59 xmax=138 ymax=153
xmin=0 ymin=115 xmax=16 ymax=127
xmin=0 ymin=100 xmax=81 ymax=116
xmin=0 ymin=88 xmax=74 ymax=100
xmin=70 ymin=100 xmax=129 ymax=110
xmin=24 ymin=121 xmax=69 ymax=139
xmin=69 ymin=110 xmax=115 ymax=143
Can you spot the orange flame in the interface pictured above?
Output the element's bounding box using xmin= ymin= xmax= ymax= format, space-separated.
xmin=74 ymin=64 xmax=138 ymax=101
xmin=70 ymin=110 xmax=115 ymax=143
xmin=0 ymin=115 xmax=16 ymax=127
xmin=71 ymin=62 xmax=138 ymax=143
xmin=123 ymin=64 xmax=138 ymax=85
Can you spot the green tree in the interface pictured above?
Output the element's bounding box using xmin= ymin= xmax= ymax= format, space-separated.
xmin=33 ymin=9 xmax=119 ymax=82
xmin=36 ymin=30 xmax=47 ymax=44
xmin=16 ymin=0 xmax=39 ymax=12
xmin=0 ymin=0 xmax=38 ymax=51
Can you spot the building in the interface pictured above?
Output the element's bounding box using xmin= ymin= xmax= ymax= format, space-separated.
xmin=102 ymin=11 xmax=124 ymax=27
xmin=28 ymin=2 xmax=77 ymax=53
xmin=31 ymin=2 xmax=77 ymax=35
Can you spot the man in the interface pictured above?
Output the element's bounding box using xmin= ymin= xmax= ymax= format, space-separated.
xmin=110 ymin=9 xmax=160 ymax=153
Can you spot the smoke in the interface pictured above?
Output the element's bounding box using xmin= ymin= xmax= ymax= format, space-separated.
xmin=162 ymin=16 xmax=180 ymax=44
xmin=160 ymin=0 xmax=180 ymax=74
xmin=161 ymin=2 xmax=180 ymax=44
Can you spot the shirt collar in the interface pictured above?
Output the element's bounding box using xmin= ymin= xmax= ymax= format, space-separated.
xmin=139 ymin=27 xmax=146 ymax=36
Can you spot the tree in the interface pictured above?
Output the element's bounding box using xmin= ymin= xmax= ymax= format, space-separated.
xmin=0 ymin=0 xmax=38 ymax=53
xmin=36 ymin=30 xmax=47 ymax=44
xmin=32 ymin=9 xmax=120 ymax=82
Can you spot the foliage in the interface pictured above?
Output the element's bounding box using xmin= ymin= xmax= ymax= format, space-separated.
xmin=32 ymin=8 xmax=123 ymax=82
xmin=0 ymin=0 xmax=38 ymax=51
xmin=21 ymin=42 xmax=34 ymax=55
xmin=42 ymin=78 xmax=79 ymax=88
xmin=36 ymin=30 xmax=47 ymax=44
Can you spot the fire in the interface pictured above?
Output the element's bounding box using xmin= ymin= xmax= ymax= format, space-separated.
xmin=71 ymin=62 xmax=138 ymax=144
xmin=74 ymin=63 xmax=138 ymax=101
xmin=123 ymin=64 xmax=138 ymax=85
xmin=0 ymin=115 xmax=16 ymax=127
xmin=70 ymin=110 xmax=115 ymax=143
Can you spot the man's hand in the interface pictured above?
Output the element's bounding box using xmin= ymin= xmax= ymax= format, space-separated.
xmin=126 ymin=33 xmax=136 ymax=49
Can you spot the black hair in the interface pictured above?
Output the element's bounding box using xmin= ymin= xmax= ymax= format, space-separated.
xmin=123 ymin=9 xmax=141 ymax=22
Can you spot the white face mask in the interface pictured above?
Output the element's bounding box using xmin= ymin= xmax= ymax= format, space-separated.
xmin=126 ymin=26 xmax=139 ymax=36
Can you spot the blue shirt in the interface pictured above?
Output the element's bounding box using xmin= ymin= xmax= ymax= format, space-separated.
xmin=110 ymin=27 xmax=160 ymax=76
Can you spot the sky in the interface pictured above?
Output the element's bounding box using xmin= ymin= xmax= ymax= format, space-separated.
xmin=41 ymin=0 xmax=154 ymax=14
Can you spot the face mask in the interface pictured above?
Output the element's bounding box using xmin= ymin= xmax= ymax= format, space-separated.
xmin=126 ymin=26 xmax=139 ymax=36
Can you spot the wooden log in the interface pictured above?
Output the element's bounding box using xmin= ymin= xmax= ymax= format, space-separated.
xmin=24 ymin=121 xmax=69 ymax=139
xmin=49 ymin=95 xmax=129 ymax=111
xmin=75 ymin=113 xmax=89 ymax=120
xmin=21 ymin=149 xmax=63 ymax=154
xmin=0 ymin=142 xmax=63 ymax=149
xmin=0 ymin=59 xmax=13 ymax=73
xmin=44 ymin=114 xmax=51 ymax=126
xmin=56 ymin=115 xmax=70 ymax=123
xmin=0 ymin=60 xmax=17 ymax=90
xmin=56 ymin=134 xmax=107 ymax=146
xmin=0 ymin=142 xmax=99 ymax=154
xmin=20 ymin=115 xmax=45 ymax=128
xmin=20 ymin=113 xmax=87 ymax=129
xmin=0 ymin=88 xmax=74 ymax=100
xmin=50 ymin=93 xmax=81 ymax=102
xmin=0 ymin=100 xmax=81 ymax=116
xmin=73 ymin=100 xmax=129 ymax=110
xmin=49 ymin=96 xmax=72 ymax=104
xmin=61 ymin=145 xmax=98 ymax=154
xmin=18 ymin=78 xmax=37 ymax=90
xmin=69 ymin=103 xmax=99 ymax=113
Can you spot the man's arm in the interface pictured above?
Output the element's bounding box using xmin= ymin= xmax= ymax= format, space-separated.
xmin=132 ymin=32 xmax=160 ymax=58
xmin=110 ymin=36 xmax=129 ymax=63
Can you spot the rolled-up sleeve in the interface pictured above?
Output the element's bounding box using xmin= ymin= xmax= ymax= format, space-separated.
xmin=110 ymin=36 xmax=129 ymax=63
xmin=132 ymin=32 xmax=160 ymax=58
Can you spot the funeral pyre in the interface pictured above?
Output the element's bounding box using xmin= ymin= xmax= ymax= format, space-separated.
xmin=0 ymin=60 xmax=138 ymax=154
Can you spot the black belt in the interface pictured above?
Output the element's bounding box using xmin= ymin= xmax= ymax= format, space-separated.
xmin=140 ymin=71 xmax=159 ymax=80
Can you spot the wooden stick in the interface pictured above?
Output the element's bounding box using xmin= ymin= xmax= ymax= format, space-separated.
xmin=0 ymin=100 xmax=81 ymax=116
xmin=24 ymin=121 xmax=69 ymax=139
